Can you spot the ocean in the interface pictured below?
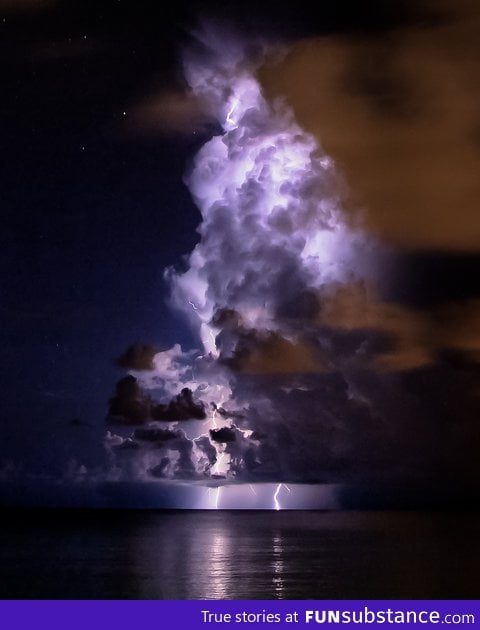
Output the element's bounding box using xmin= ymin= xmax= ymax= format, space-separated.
xmin=0 ymin=510 xmax=477 ymax=599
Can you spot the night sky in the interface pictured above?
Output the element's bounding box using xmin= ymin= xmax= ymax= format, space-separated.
xmin=1 ymin=0 xmax=479 ymax=507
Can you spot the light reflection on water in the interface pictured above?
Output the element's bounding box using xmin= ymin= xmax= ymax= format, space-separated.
xmin=131 ymin=511 xmax=479 ymax=599
xmin=271 ymin=532 xmax=285 ymax=599
xmin=205 ymin=530 xmax=231 ymax=599
xmin=0 ymin=510 xmax=478 ymax=598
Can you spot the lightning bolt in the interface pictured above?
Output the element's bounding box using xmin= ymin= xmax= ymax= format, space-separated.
xmin=226 ymin=97 xmax=239 ymax=127
xmin=205 ymin=486 xmax=221 ymax=509
xmin=209 ymin=328 xmax=216 ymax=351
xmin=204 ymin=403 xmax=218 ymax=427
xmin=273 ymin=483 xmax=282 ymax=511
xmin=273 ymin=483 xmax=290 ymax=510
xmin=188 ymin=300 xmax=198 ymax=311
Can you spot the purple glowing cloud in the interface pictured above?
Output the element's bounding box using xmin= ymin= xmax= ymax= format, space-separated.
xmin=106 ymin=31 xmax=380 ymax=500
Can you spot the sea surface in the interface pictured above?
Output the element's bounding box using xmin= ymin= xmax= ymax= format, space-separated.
xmin=0 ymin=510 xmax=478 ymax=599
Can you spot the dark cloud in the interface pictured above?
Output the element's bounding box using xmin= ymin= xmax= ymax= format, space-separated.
xmin=276 ymin=288 xmax=321 ymax=322
xmin=149 ymin=457 xmax=171 ymax=478
xmin=116 ymin=343 xmax=158 ymax=371
xmin=215 ymin=405 xmax=245 ymax=421
xmin=151 ymin=387 xmax=206 ymax=422
xmin=210 ymin=427 xmax=236 ymax=443
xmin=250 ymin=430 xmax=267 ymax=441
xmin=223 ymin=329 xmax=324 ymax=374
xmin=170 ymin=430 xmax=196 ymax=479
xmin=107 ymin=375 xmax=150 ymax=425
xmin=108 ymin=380 xmax=206 ymax=426
xmin=106 ymin=426 xmax=201 ymax=481
xmin=223 ymin=359 xmax=479 ymax=486
xmin=393 ymin=251 xmax=480 ymax=308
xmin=320 ymin=282 xmax=480 ymax=369
xmin=111 ymin=438 xmax=141 ymax=452
xmin=221 ymin=425 xmax=263 ymax=476
xmin=133 ymin=427 xmax=178 ymax=442
xmin=194 ymin=435 xmax=217 ymax=470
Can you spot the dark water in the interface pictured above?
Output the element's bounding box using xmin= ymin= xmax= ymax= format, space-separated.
xmin=0 ymin=510 xmax=478 ymax=599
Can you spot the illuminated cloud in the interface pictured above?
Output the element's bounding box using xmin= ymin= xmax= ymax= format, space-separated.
xmin=106 ymin=22 xmax=480 ymax=496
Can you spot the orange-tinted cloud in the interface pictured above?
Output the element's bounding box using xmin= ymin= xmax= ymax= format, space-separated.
xmin=260 ymin=0 xmax=480 ymax=251
xmin=128 ymin=89 xmax=210 ymax=136
xmin=320 ymin=283 xmax=480 ymax=369
xmin=116 ymin=344 xmax=159 ymax=371
xmin=227 ymin=331 xmax=324 ymax=374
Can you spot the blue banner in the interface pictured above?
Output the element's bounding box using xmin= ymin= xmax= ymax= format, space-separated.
xmin=0 ymin=601 xmax=478 ymax=629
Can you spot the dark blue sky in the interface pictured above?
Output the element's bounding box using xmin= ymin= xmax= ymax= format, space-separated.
xmin=1 ymin=0 xmax=205 ymax=473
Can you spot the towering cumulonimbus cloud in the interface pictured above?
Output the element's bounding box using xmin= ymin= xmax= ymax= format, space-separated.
xmin=105 ymin=31 xmax=376 ymax=484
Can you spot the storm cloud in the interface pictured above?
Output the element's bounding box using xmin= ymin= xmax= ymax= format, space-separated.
xmin=108 ymin=375 xmax=150 ymax=425
xmin=259 ymin=0 xmax=480 ymax=252
xmin=116 ymin=344 xmax=159 ymax=371
xmin=106 ymin=20 xmax=479 ymax=500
